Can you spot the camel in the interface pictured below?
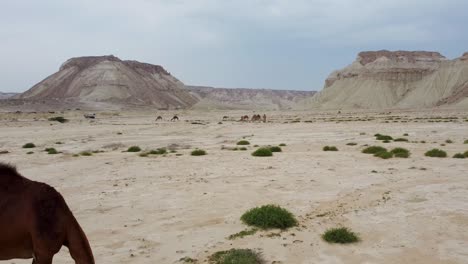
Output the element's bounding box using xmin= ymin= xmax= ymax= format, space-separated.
xmin=240 ymin=115 xmax=249 ymax=122
xmin=171 ymin=115 xmax=179 ymax=121
xmin=156 ymin=116 xmax=163 ymax=121
xmin=262 ymin=114 xmax=267 ymax=123
xmin=0 ymin=163 xmax=94 ymax=264
xmin=251 ymin=114 xmax=261 ymax=122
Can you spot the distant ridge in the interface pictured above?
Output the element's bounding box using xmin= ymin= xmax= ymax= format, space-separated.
xmin=187 ymin=86 xmax=316 ymax=110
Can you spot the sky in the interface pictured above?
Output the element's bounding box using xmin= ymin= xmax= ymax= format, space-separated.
xmin=1 ymin=0 xmax=467 ymax=93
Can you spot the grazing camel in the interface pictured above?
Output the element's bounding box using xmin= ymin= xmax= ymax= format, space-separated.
xmin=171 ymin=115 xmax=179 ymax=121
xmin=156 ymin=116 xmax=163 ymax=121
xmin=0 ymin=163 xmax=94 ymax=264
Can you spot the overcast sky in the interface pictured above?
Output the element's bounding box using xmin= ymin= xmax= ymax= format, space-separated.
xmin=1 ymin=0 xmax=467 ymax=92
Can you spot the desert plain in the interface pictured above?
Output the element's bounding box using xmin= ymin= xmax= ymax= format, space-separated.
xmin=0 ymin=110 xmax=467 ymax=264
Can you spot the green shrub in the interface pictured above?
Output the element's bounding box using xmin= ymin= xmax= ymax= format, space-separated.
xmin=191 ymin=149 xmax=207 ymax=156
xmin=279 ymin=143 xmax=287 ymax=146
xmin=390 ymin=148 xmax=410 ymax=158
xmin=80 ymin=151 xmax=93 ymax=156
xmin=393 ymin=138 xmax=408 ymax=142
xmin=425 ymin=149 xmax=447 ymax=158
xmin=403 ymin=133 xmax=409 ymax=136
xmin=239 ymin=147 xmax=247 ymax=151
xmin=149 ymin=148 xmax=167 ymax=155
xmin=376 ymin=134 xmax=393 ymax=141
xmin=127 ymin=146 xmax=141 ymax=152
xmin=453 ymin=153 xmax=465 ymax=159
xmin=26 ymin=151 xmax=34 ymax=154
xmin=322 ymin=227 xmax=359 ymax=244
xmin=48 ymin=116 xmax=68 ymax=123
xmin=346 ymin=142 xmax=357 ymax=146
xmin=374 ymin=151 xmax=393 ymax=159
xmin=241 ymin=204 xmax=297 ymax=229
xmin=269 ymin=146 xmax=282 ymax=152
xmin=323 ymin=146 xmax=338 ymax=151
xmin=252 ymin=148 xmax=273 ymax=157
xmin=362 ymin=146 xmax=387 ymax=154
xmin=209 ymin=249 xmax=262 ymax=264
xmin=237 ymin=140 xmax=250 ymax=145
xmin=464 ymin=151 xmax=468 ymax=158
xmin=445 ymin=139 xmax=453 ymax=144
xmin=383 ymin=140 xmax=391 ymax=143
xmin=464 ymin=140 xmax=468 ymax=144
xmin=45 ymin=148 xmax=58 ymax=154
xmin=22 ymin=143 xmax=36 ymax=148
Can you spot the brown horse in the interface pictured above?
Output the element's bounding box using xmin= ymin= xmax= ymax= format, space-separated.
xmin=0 ymin=163 xmax=94 ymax=264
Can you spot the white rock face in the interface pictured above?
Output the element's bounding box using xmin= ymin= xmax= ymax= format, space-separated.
xmin=301 ymin=50 xmax=468 ymax=110
xmin=18 ymin=55 xmax=197 ymax=109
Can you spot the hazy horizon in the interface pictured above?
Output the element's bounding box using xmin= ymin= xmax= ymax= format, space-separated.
xmin=1 ymin=0 xmax=467 ymax=93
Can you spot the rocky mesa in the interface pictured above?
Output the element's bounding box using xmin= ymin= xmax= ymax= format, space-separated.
xmin=16 ymin=55 xmax=198 ymax=109
xmin=301 ymin=50 xmax=468 ymax=110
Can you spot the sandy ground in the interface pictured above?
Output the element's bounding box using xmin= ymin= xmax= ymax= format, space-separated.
xmin=0 ymin=110 xmax=467 ymax=264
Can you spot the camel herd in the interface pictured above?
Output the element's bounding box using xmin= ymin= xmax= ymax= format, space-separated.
xmin=156 ymin=114 xmax=267 ymax=123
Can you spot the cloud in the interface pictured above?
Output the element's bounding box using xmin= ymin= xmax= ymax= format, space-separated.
xmin=0 ymin=0 xmax=467 ymax=92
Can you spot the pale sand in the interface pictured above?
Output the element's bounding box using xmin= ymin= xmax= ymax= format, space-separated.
xmin=0 ymin=110 xmax=467 ymax=263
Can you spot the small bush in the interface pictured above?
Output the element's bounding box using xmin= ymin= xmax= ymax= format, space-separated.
xmin=362 ymin=146 xmax=387 ymax=154
xmin=239 ymin=147 xmax=247 ymax=151
xmin=22 ymin=143 xmax=36 ymax=148
xmin=253 ymin=144 xmax=259 ymax=147
xmin=376 ymin=134 xmax=393 ymax=141
xmin=453 ymin=153 xmax=465 ymax=159
xmin=241 ymin=204 xmax=297 ymax=229
xmin=228 ymin=228 xmax=258 ymax=240
xmin=45 ymin=148 xmax=58 ymax=154
xmin=403 ymin=133 xmax=409 ymax=136
xmin=191 ymin=149 xmax=207 ymax=156
xmin=252 ymin=148 xmax=273 ymax=157
xmin=464 ymin=139 xmax=468 ymax=144
xmin=26 ymin=151 xmax=34 ymax=154
xmin=383 ymin=140 xmax=391 ymax=143
xmin=80 ymin=151 xmax=93 ymax=156
xmin=394 ymin=138 xmax=408 ymax=142
xmin=445 ymin=139 xmax=453 ymax=144
xmin=269 ymin=146 xmax=282 ymax=152
xmin=425 ymin=149 xmax=447 ymax=158
xmin=464 ymin=151 xmax=468 ymax=158
xmin=139 ymin=152 xmax=149 ymax=157
xmin=391 ymin=148 xmax=410 ymax=158
xmin=48 ymin=116 xmax=68 ymax=123
xmin=149 ymin=148 xmax=167 ymax=155
xmin=346 ymin=142 xmax=357 ymax=146
xmin=127 ymin=146 xmax=141 ymax=152
xmin=322 ymin=227 xmax=359 ymax=244
xmin=374 ymin=151 xmax=393 ymax=159
xmin=323 ymin=146 xmax=338 ymax=151
xmin=237 ymin=140 xmax=250 ymax=145
xmin=279 ymin=143 xmax=287 ymax=146
xmin=209 ymin=249 xmax=262 ymax=264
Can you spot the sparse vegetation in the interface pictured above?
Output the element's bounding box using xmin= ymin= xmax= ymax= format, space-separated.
xmin=252 ymin=148 xmax=273 ymax=157
xmin=374 ymin=151 xmax=393 ymax=159
xmin=346 ymin=142 xmax=357 ymax=146
xmin=237 ymin=140 xmax=250 ymax=145
xmin=279 ymin=143 xmax=287 ymax=146
xmin=375 ymin=134 xmax=393 ymax=141
xmin=269 ymin=146 xmax=282 ymax=152
xmin=323 ymin=146 xmax=338 ymax=151
xmin=228 ymin=228 xmax=258 ymax=240
xmin=22 ymin=143 xmax=36 ymax=148
xmin=241 ymin=204 xmax=297 ymax=229
xmin=191 ymin=149 xmax=207 ymax=156
xmin=26 ymin=151 xmax=34 ymax=154
xmin=425 ymin=149 xmax=447 ymax=158
xmin=79 ymin=151 xmax=93 ymax=156
xmin=45 ymin=148 xmax=58 ymax=154
xmin=149 ymin=148 xmax=167 ymax=155
xmin=393 ymin=138 xmax=408 ymax=142
xmin=322 ymin=227 xmax=360 ymax=244
xmin=48 ymin=116 xmax=68 ymax=123
xmin=127 ymin=146 xmax=141 ymax=152
xmin=390 ymin=147 xmax=410 ymax=158
xmin=209 ymin=249 xmax=262 ymax=264
xmin=403 ymin=133 xmax=409 ymax=136
xmin=445 ymin=139 xmax=453 ymax=144
xmin=362 ymin=146 xmax=387 ymax=154
xmin=239 ymin=147 xmax=247 ymax=151
xmin=453 ymin=153 xmax=465 ymax=159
